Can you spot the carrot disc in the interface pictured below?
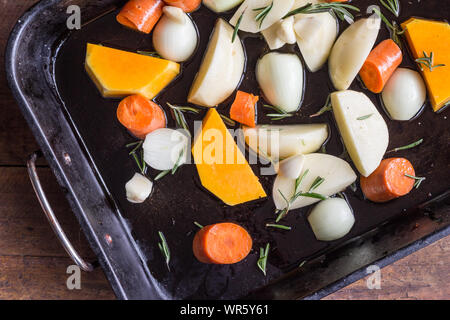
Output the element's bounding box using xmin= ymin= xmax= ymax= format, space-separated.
xmin=361 ymin=158 xmax=415 ymax=203
xmin=117 ymin=0 xmax=165 ymax=34
xmin=117 ymin=94 xmax=166 ymax=139
xmin=193 ymin=223 xmax=253 ymax=264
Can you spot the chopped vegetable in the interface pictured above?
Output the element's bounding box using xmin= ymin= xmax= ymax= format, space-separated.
xmin=163 ymin=0 xmax=201 ymax=12
xmin=125 ymin=173 xmax=153 ymax=203
xmin=360 ymin=158 xmax=416 ymax=202
xmin=229 ymin=91 xmax=258 ymax=127
xmin=192 ymin=109 xmax=266 ymax=206
xmin=359 ymin=39 xmax=402 ymax=93
xmin=117 ymin=95 xmax=166 ymax=139
xmin=401 ymin=18 xmax=450 ymax=112
xmin=307 ymin=198 xmax=355 ymax=241
xmin=192 ymin=223 xmax=252 ymax=264
xmin=85 ymin=43 xmax=180 ymax=100
xmin=116 ymin=0 xmax=165 ymax=34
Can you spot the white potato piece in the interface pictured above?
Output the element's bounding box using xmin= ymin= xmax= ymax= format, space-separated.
xmin=125 ymin=173 xmax=153 ymax=203
xmin=329 ymin=14 xmax=380 ymax=90
xmin=277 ymin=16 xmax=296 ymax=44
xmin=308 ymin=198 xmax=355 ymax=241
xmin=331 ymin=90 xmax=389 ymax=177
xmin=278 ymin=154 xmax=305 ymax=179
xmin=153 ymin=7 xmax=198 ymax=62
xmin=203 ymin=0 xmax=244 ymax=12
xmin=143 ymin=128 xmax=189 ymax=171
xmin=242 ymin=123 xmax=328 ymax=160
xmin=229 ymin=0 xmax=294 ymax=33
xmin=261 ymin=21 xmax=286 ymax=50
xmin=256 ymin=52 xmax=304 ymax=113
xmin=294 ymin=12 xmax=337 ymax=72
xmin=382 ymin=68 xmax=426 ymax=121
xmin=188 ymin=18 xmax=245 ymax=107
xmin=273 ymin=153 xmax=357 ymax=210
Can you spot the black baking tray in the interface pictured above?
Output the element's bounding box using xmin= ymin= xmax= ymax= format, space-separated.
xmin=5 ymin=0 xmax=450 ymax=300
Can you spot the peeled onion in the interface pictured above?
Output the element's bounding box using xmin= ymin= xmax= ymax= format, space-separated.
xmin=381 ymin=68 xmax=426 ymax=121
xmin=152 ymin=6 xmax=198 ymax=62
xmin=143 ymin=128 xmax=189 ymax=171
xmin=307 ymin=198 xmax=355 ymax=241
xmin=125 ymin=173 xmax=153 ymax=203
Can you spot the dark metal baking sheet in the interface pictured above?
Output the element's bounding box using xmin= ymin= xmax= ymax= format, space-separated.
xmin=6 ymin=0 xmax=450 ymax=299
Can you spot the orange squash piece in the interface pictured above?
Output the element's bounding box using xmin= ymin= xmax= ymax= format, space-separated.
xmin=192 ymin=109 xmax=266 ymax=206
xmin=85 ymin=43 xmax=180 ymax=99
xmin=401 ymin=18 xmax=450 ymax=112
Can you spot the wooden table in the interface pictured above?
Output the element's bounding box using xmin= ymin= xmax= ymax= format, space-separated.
xmin=0 ymin=0 xmax=448 ymax=300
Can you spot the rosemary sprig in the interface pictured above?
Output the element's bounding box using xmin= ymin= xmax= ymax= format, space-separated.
xmin=194 ymin=221 xmax=204 ymax=229
xmin=154 ymin=149 xmax=185 ymax=181
xmin=167 ymin=103 xmax=201 ymax=134
xmin=158 ymin=231 xmax=170 ymax=271
xmin=264 ymin=104 xmax=293 ymax=120
xmin=379 ymin=0 xmax=400 ymax=17
xmin=372 ymin=8 xmax=404 ymax=48
xmin=137 ymin=50 xmax=161 ymax=58
xmin=309 ymin=176 xmax=325 ymax=191
xmin=154 ymin=170 xmax=170 ymax=181
xmin=284 ymin=2 xmax=360 ymax=23
xmin=386 ymin=138 xmax=423 ymax=153
xmin=310 ymin=95 xmax=332 ymax=118
xmin=257 ymin=243 xmax=270 ymax=276
xmin=220 ymin=114 xmax=236 ymax=126
xmin=266 ymin=223 xmax=292 ymax=231
xmin=130 ymin=147 xmax=147 ymax=175
xmin=232 ymin=10 xmax=245 ymax=43
xmin=127 ymin=141 xmax=143 ymax=155
xmin=415 ymin=51 xmax=446 ymax=72
xmin=405 ymin=174 xmax=426 ymax=189
xmin=357 ymin=114 xmax=373 ymax=120
xmin=254 ymin=2 xmax=273 ymax=28
xmin=275 ymin=169 xmax=309 ymax=222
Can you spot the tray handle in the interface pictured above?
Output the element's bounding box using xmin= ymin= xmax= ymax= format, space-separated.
xmin=27 ymin=151 xmax=94 ymax=272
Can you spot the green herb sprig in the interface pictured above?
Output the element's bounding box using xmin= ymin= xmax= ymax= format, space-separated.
xmin=266 ymin=223 xmax=292 ymax=231
xmin=158 ymin=231 xmax=170 ymax=271
xmin=220 ymin=114 xmax=236 ymax=126
xmin=257 ymin=243 xmax=270 ymax=276
xmin=310 ymin=95 xmax=332 ymax=118
xmin=357 ymin=114 xmax=373 ymax=120
xmin=386 ymin=138 xmax=423 ymax=153
xmin=372 ymin=8 xmax=405 ymax=48
xmin=283 ymin=2 xmax=360 ymax=23
xmin=415 ymin=51 xmax=446 ymax=72
xmin=127 ymin=141 xmax=147 ymax=175
xmin=379 ymin=0 xmax=400 ymax=17
xmin=232 ymin=10 xmax=245 ymax=43
xmin=254 ymin=2 xmax=273 ymax=28
xmin=167 ymin=103 xmax=201 ymax=135
xmin=154 ymin=149 xmax=185 ymax=181
xmin=137 ymin=50 xmax=161 ymax=58
xmin=405 ymin=174 xmax=426 ymax=189
xmin=264 ymin=104 xmax=293 ymax=120
xmin=194 ymin=221 xmax=204 ymax=229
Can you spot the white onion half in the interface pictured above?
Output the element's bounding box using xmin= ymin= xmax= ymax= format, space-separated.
xmin=125 ymin=173 xmax=153 ymax=203
xmin=382 ymin=68 xmax=426 ymax=121
xmin=307 ymin=198 xmax=355 ymax=241
xmin=143 ymin=128 xmax=189 ymax=171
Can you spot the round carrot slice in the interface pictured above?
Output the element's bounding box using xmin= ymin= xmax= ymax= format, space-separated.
xmin=117 ymin=0 xmax=165 ymax=34
xmin=117 ymin=94 xmax=166 ymax=139
xmin=360 ymin=158 xmax=415 ymax=203
xmin=163 ymin=0 xmax=201 ymax=12
xmin=193 ymin=223 xmax=253 ymax=264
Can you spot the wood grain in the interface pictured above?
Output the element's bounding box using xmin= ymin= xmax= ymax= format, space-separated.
xmin=0 ymin=0 xmax=448 ymax=300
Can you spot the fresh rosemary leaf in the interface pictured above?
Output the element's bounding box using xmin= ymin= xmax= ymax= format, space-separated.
xmin=127 ymin=141 xmax=143 ymax=155
xmin=137 ymin=50 xmax=161 ymax=58
xmin=293 ymin=192 xmax=327 ymax=200
xmin=194 ymin=221 xmax=204 ymax=229
xmin=404 ymin=174 xmax=426 ymax=189
xmin=415 ymin=51 xmax=446 ymax=72
xmin=357 ymin=114 xmax=373 ymax=120
xmin=131 ymin=150 xmax=146 ymax=175
xmin=154 ymin=170 xmax=170 ymax=181
xmin=264 ymin=104 xmax=293 ymax=120
xmin=386 ymin=138 xmax=423 ymax=153
xmin=283 ymin=2 xmax=359 ymax=22
xmin=309 ymin=176 xmax=325 ymax=191
xmin=220 ymin=114 xmax=236 ymax=126
xmin=295 ymin=169 xmax=309 ymax=194
xmin=254 ymin=2 xmax=273 ymax=28
xmin=126 ymin=141 xmax=142 ymax=148
xmin=158 ymin=231 xmax=170 ymax=271
xmin=167 ymin=103 xmax=202 ymax=135
xmin=232 ymin=10 xmax=245 ymax=43
xmin=171 ymin=149 xmax=185 ymax=175
xmin=372 ymin=7 xmax=404 ymax=48
xmin=379 ymin=0 xmax=400 ymax=17
xmin=257 ymin=243 xmax=270 ymax=276
xmin=266 ymin=223 xmax=292 ymax=231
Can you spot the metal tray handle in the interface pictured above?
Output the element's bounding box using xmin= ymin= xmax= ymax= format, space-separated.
xmin=27 ymin=151 xmax=94 ymax=272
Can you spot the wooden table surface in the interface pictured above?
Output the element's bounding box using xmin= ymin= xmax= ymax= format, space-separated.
xmin=0 ymin=0 xmax=448 ymax=300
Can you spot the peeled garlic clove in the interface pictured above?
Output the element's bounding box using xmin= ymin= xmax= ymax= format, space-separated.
xmin=125 ymin=173 xmax=153 ymax=203
xmin=278 ymin=154 xmax=305 ymax=179
xmin=277 ymin=16 xmax=296 ymax=44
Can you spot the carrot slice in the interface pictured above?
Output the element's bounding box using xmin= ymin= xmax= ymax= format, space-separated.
xmin=193 ymin=223 xmax=253 ymax=264
xmin=117 ymin=0 xmax=165 ymax=34
xmin=359 ymin=39 xmax=403 ymax=93
xmin=360 ymin=158 xmax=415 ymax=202
xmin=229 ymin=91 xmax=258 ymax=127
xmin=163 ymin=0 xmax=201 ymax=12
xmin=117 ymin=95 xmax=166 ymax=139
